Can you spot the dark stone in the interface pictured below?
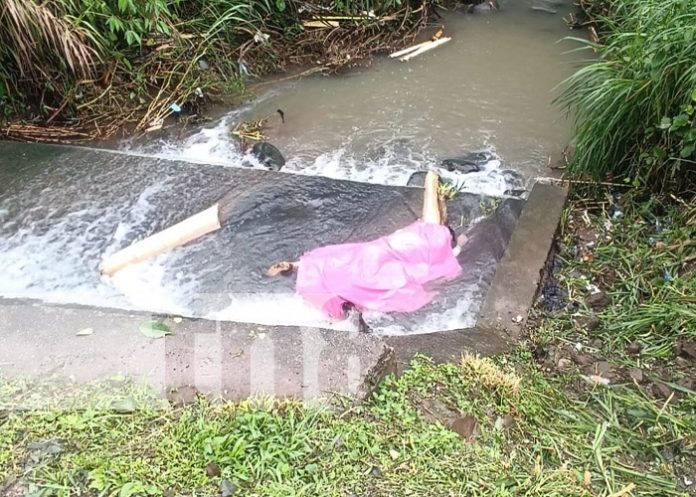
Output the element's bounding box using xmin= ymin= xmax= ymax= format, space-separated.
xmin=220 ymin=479 xmax=236 ymax=497
xmin=206 ymin=462 xmax=221 ymax=477
xmin=570 ymin=350 xmax=594 ymax=366
xmin=168 ymin=385 xmax=199 ymax=407
xmin=250 ymin=141 xmax=285 ymax=171
xmin=370 ymin=466 xmax=382 ymax=477
xmin=532 ymin=344 xmax=549 ymax=363
xmin=585 ymin=361 xmax=615 ymax=379
xmin=450 ymin=414 xmax=478 ymax=442
xmin=501 ymin=170 xmax=525 ymax=189
xmin=550 ymin=254 xmax=564 ymax=275
xmin=677 ymin=377 xmax=695 ymax=391
xmin=586 ymin=291 xmax=610 ymax=311
xmin=652 ymin=383 xmax=680 ymax=403
xmin=539 ymin=280 xmax=567 ymax=312
xmin=675 ymin=340 xmax=696 ymax=360
xmin=406 ymin=171 xmax=428 ymax=187
xmin=574 ymin=315 xmax=602 ymax=332
xmin=628 ymin=368 xmax=645 ymax=383
xmin=441 ymin=158 xmax=481 ymax=174
xmin=588 ymin=339 xmax=603 ymax=350
xmin=626 ymin=342 xmax=642 ymax=355
xmin=504 ymin=188 xmax=527 ymax=197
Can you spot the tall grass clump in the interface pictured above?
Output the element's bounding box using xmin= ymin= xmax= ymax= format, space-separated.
xmin=558 ymin=0 xmax=696 ymax=191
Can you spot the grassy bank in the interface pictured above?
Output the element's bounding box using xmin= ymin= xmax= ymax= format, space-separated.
xmin=0 ymin=0 xmax=436 ymax=142
xmin=558 ymin=0 xmax=696 ymax=190
xmin=1 ymin=191 xmax=694 ymax=497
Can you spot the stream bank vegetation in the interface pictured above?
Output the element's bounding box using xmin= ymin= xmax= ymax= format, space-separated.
xmin=0 ymin=0 xmax=458 ymax=143
xmin=1 ymin=190 xmax=695 ymax=496
xmin=558 ymin=0 xmax=696 ymax=191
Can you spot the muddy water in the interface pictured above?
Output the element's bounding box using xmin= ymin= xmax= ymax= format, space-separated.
xmin=129 ymin=0 xmax=582 ymax=194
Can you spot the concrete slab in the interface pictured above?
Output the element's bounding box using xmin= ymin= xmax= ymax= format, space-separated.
xmin=476 ymin=182 xmax=567 ymax=335
xmin=0 ymin=299 xmax=394 ymax=407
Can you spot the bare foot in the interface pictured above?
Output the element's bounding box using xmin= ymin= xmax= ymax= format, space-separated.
xmin=266 ymin=261 xmax=296 ymax=277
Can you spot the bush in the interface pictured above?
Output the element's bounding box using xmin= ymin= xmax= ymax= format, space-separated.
xmin=558 ymin=0 xmax=696 ymax=191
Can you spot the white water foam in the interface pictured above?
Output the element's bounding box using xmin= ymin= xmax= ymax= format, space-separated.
xmin=121 ymin=110 xmax=527 ymax=198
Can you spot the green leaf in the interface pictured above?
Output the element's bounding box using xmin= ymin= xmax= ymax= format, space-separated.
xmin=670 ymin=113 xmax=689 ymax=131
xmin=125 ymin=30 xmax=142 ymax=46
xmin=117 ymin=0 xmax=131 ymax=13
xmin=691 ymin=88 xmax=696 ymax=102
xmin=680 ymin=143 xmax=695 ymax=158
xmin=276 ymin=0 xmax=286 ymax=11
xmin=139 ymin=320 xmax=171 ymax=338
xmin=657 ymin=116 xmax=671 ymax=130
xmin=118 ymin=482 xmax=143 ymax=497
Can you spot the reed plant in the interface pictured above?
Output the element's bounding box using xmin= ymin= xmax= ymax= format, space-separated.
xmin=558 ymin=0 xmax=696 ymax=191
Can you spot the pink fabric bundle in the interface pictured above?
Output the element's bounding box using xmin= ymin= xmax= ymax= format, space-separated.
xmin=296 ymin=221 xmax=462 ymax=318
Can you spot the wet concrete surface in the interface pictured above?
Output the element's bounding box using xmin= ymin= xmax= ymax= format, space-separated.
xmin=0 ymin=299 xmax=394 ymax=406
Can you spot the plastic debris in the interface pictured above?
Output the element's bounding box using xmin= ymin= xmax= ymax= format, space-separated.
xmin=253 ymin=31 xmax=270 ymax=44
xmin=582 ymin=374 xmax=611 ymax=386
xmin=169 ymin=103 xmax=181 ymax=113
xmin=145 ymin=119 xmax=163 ymax=133
xmin=238 ymin=59 xmax=249 ymax=76
xmin=194 ymin=87 xmax=204 ymax=99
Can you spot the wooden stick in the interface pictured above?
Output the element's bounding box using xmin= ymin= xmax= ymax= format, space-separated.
xmin=607 ymin=483 xmax=636 ymax=497
xmin=389 ymin=40 xmax=435 ymax=58
xmin=422 ymin=171 xmax=441 ymax=224
xmin=101 ymin=204 xmax=221 ymax=276
xmin=399 ymin=37 xmax=451 ymax=62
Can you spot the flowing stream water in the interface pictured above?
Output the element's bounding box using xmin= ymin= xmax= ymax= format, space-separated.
xmin=126 ymin=0 xmax=582 ymax=194
xmin=0 ymin=1 xmax=584 ymax=334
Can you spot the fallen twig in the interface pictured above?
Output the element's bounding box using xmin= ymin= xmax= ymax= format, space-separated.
xmin=399 ymin=37 xmax=451 ymax=61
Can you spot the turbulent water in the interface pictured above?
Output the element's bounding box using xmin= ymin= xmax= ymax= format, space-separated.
xmin=0 ymin=1 xmax=582 ymax=334
xmin=123 ymin=0 xmax=581 ymax=195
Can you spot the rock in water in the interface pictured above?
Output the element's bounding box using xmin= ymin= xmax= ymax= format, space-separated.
xmin=407 ymin=171 xmax=428 ymax=187
xmin=441 ymin=151 xmax=496 ymax=173
xmin=251 ymin=142 xmax=285 ymax=171
xmin=441 ymin=159 xmax=481 ymax=174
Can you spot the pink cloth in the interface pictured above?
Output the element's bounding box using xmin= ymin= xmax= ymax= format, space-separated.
xmin=296 ymin=221 xmax=462 ymax=318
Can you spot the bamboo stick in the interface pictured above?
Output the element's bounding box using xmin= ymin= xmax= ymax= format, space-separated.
xmin=389 ymin=40 xmax=434 ymax=58
xmin=399 ymin=37 xmax=451 ymax=62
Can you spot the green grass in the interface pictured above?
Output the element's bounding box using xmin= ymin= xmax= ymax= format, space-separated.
xmin=557 ymin=0 xmax=696 ymax=190
xmin=538 ymin=190 xmax=696 ymax=361
xmin=1 ymin=353 xmax=693 ymax=496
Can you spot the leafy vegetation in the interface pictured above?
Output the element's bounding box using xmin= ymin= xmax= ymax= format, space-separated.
xmin=0 ymin=0 xmax=433 ymax=139
xmin=558 ymin=0 xmax=696 ymax=190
